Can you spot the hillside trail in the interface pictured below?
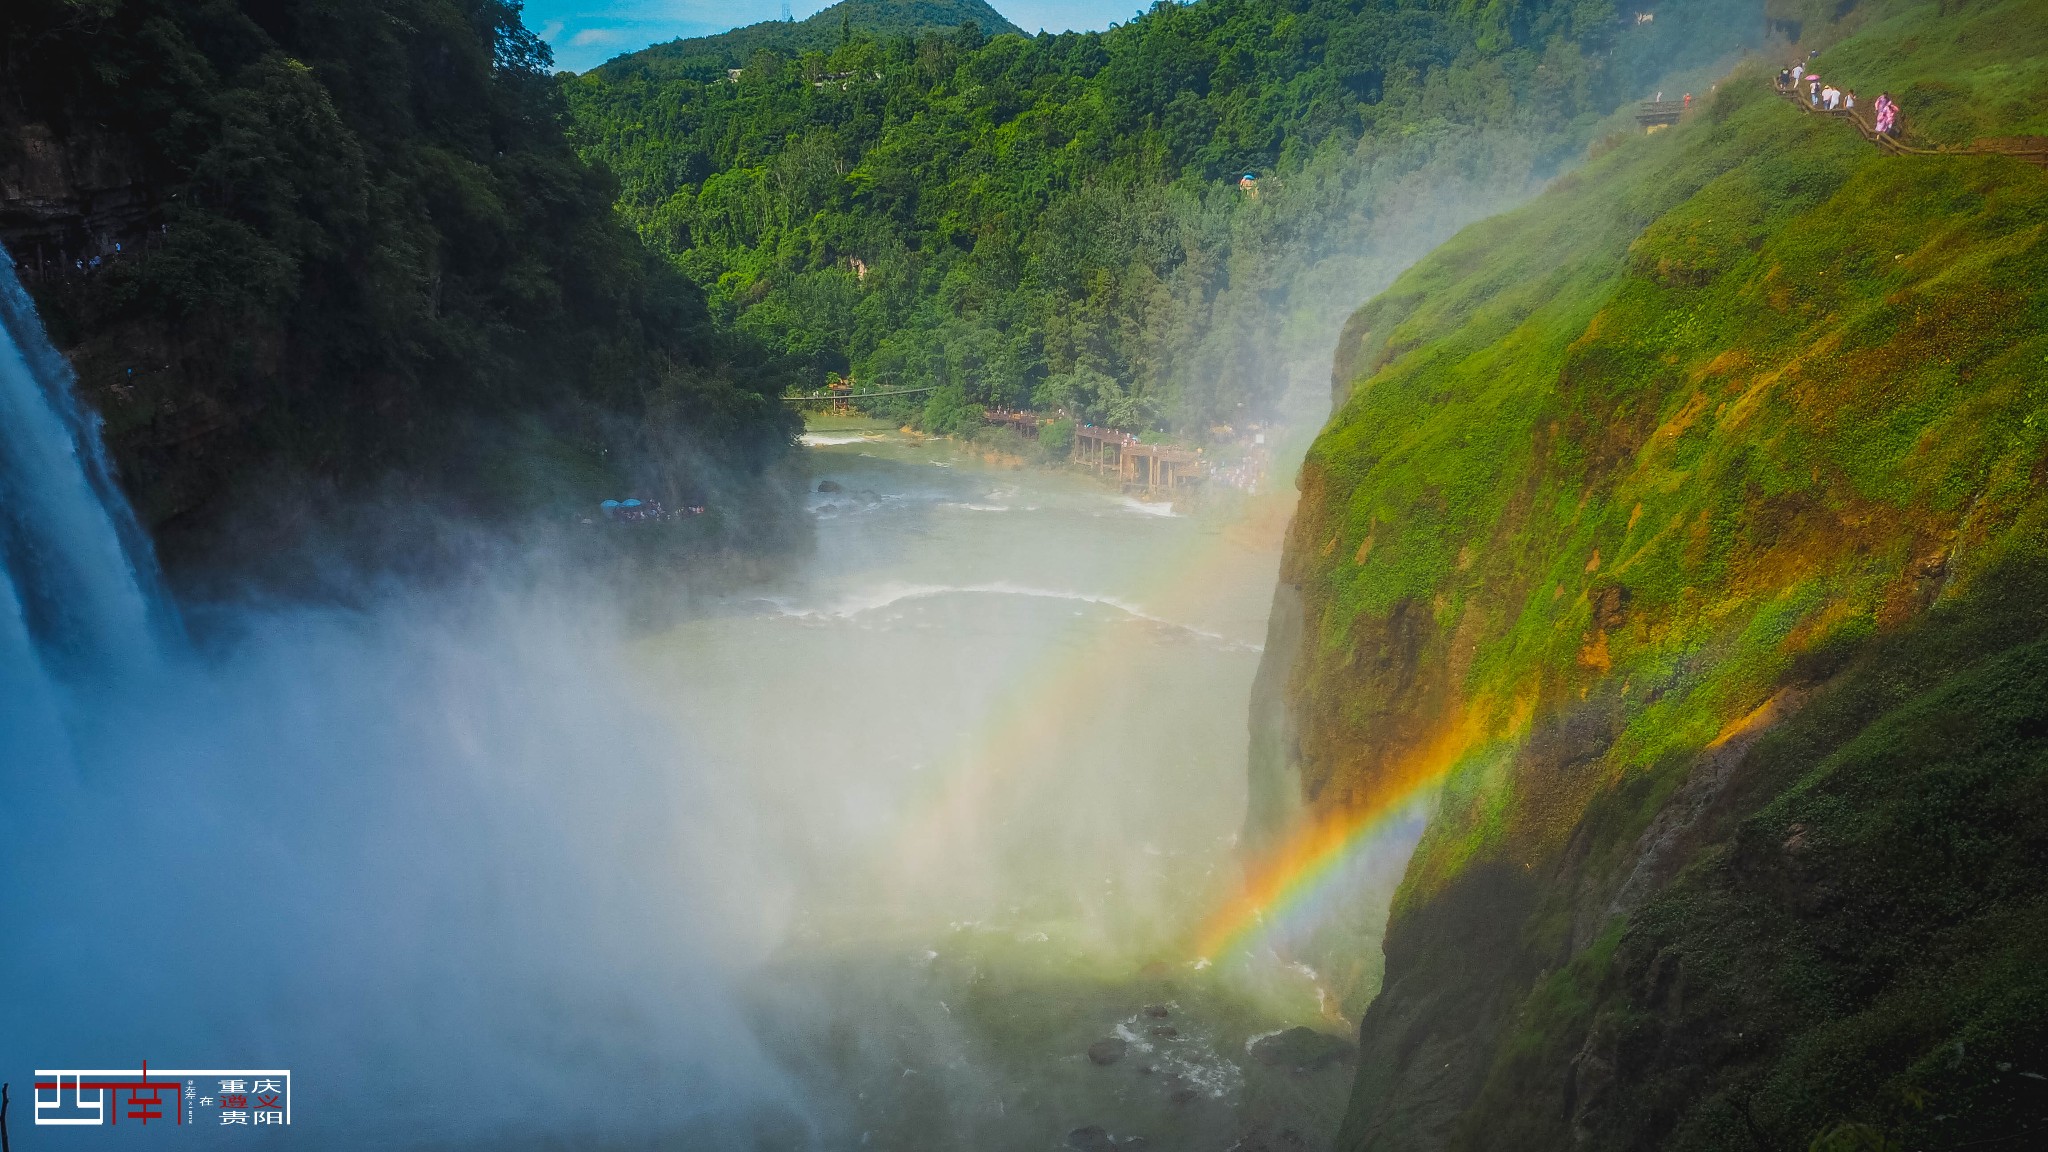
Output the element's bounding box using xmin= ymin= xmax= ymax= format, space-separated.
xmin=1770 ymin=80 xmax=2048 ymax=168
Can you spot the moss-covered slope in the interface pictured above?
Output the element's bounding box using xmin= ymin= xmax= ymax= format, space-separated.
xmin=1257 ymin=0 xmax=2048 ymax=1146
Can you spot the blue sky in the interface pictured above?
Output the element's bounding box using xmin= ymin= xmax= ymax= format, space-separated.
xmin=522 ymin=1 xmax=1140 ymax=73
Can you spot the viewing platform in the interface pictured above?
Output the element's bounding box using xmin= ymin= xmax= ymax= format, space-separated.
xmin=985 ymin=408 xmax=1043 ymax=437
xmin=1072 ymin=425 xmax=1204 ymax=493
xmin=1635 ymin=99 xmax=1684 ymax=129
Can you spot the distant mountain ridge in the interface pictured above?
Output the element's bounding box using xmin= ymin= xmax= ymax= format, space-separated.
xmin=595 ymin=0 xmax=1023 ymax=75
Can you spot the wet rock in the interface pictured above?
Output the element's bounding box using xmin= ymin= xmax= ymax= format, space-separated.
xmin=816 ymin=479 xmax=841 ymax=492
xmin=1086 ymin=1037 xmax=1128 ymax=1065
xmin=1248 ymin=1026 xmax=1356 ymax=1072
xmin=1068 ymin=1126 xmax=1115 ymax=1151
xmin=1143 ymin=1003 xmax=1171 ymax=1018
xmin=1148 ymin=1025 xmax=1179 ymax=1039
xmin=1169 ymin=1085 xmax=1199 ymax=1105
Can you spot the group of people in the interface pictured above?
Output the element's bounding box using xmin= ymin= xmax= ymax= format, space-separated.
xmin=596 ymin=497 xmax=704 ymax=524
xmin=1778 ymin=57 xmax=1901 ymax=138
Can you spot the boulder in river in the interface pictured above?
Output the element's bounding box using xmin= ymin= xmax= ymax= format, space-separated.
xmin=1143 ymin=1003 xmax=1171 ymax=1018
xmin=1086 ymin=1037 xmax=1128 ymax=1065
xmin=1247 ymin=1026 xmax=1356 ymax=1072
xmin=816 ymin=479 xmax=841 ymax=492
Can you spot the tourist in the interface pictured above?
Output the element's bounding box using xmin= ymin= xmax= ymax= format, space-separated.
xmin=1683 ymin=92 xmax=1692 ymax=110
xmin=1808 ymin=74 xmax=1822 ymax=106
xmin=1823 ymin=85 xmax=1841 ymax=110
xmin=1844 ymin=90 xmax=1857 ymax=111
xmin=1778 ymin=67 xmax=1792 ymax=90
xmin=1793 ymin=62 xmax=1806 ymax=86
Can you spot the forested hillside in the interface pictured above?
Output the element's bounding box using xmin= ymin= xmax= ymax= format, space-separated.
xmin=1241 ymin=0 xmax=2048 ymax=1146
xmin=566 ymin=0 xmax=1763 ymax=435
xmin=609 ymin=0 xmax=1023 ymax=73
xmin=1 ymin=0 xmax=797 ymax=539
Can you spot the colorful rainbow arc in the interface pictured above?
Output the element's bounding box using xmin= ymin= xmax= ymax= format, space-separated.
xmin=1191 ymin=708 xmax=1510 ymax=963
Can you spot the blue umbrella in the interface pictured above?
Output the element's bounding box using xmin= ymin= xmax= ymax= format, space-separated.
xmin=621 ymin=499 xmax=642 ymax=507
xmin=601 ymin=499 xmax=620 ymax=508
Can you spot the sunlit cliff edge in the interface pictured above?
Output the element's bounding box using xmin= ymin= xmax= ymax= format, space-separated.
xmin=1249 ymin=0 xmax=2048 ymax=1147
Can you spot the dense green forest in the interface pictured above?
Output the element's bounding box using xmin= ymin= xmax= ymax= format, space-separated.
xmin=565 ymin=0 xmax=1763 ymax=436
xmin=2 ymin=0 xmax=797 ymax=533
xmin=617 ymin=0 xmax=1022 ymax=72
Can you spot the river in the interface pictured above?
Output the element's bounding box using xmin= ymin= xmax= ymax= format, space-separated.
xmin=659 ymin=420 xmax=1355 ymax=1150
xmin=2 ymin=241 xmax=1359 ymax=1148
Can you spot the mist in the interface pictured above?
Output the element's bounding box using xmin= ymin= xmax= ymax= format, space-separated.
xmin=0 ymin=128 xmax=1543 ymax=1148
xmin=1 ymin=74 xmax=1674 ymax=1148
xmin=3 ymin=574 xmax=815 ymax=1146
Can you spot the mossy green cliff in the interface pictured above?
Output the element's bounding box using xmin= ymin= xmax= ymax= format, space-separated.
xmin=1254 ymin=0 xmax=2048 ymax=1146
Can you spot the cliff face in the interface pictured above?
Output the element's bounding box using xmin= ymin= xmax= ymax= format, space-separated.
xmin=1255 ymin=1 xmax=2048 ymax=1147
xmin=2 ymin=0 xmax=796 ymax=547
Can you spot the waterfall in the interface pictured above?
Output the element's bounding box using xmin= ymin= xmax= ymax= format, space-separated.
xmin=0 ymin=248 xmax=173 ymax=760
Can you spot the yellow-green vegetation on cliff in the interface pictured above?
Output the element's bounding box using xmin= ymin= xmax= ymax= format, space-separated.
xmin=1262 ymin=0 xmax=2048 ymax=1147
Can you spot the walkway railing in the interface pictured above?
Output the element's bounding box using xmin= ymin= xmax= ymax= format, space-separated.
xmin=1772 ymin=82 xmax=2048 ymax=169
xmin=782 ymin=385 xmax=938 ymax=405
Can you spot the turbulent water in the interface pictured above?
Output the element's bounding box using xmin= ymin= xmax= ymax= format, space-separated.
xmin=675 ymin=429 xmax=1355 ymax=1148
xmin=1 ymin=241 xmax=1357 ymax=1148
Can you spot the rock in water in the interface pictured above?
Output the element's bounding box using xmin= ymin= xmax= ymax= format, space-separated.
xmin=1248 ymin=1026 xmax=1356 ymax=1071
xmin=1086 ymin=1037 xmax=1128 ymax=1065
xmin=1143 ymin=1003 xmax=1171 ymax=1018
xmin=816 ymin=479 xmax=841 ymax=492
xmin=1067 ymin=1126 xmax=1116 ymax=1151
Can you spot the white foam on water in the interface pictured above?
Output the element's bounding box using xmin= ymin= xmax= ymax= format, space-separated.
xmin=767 ymin=582 xmax=1260 ymax=651
xmin=800 ymin=432 xmax=881 ymax=446
xmin=1117 ymin=497 xmax=1176 ymax=517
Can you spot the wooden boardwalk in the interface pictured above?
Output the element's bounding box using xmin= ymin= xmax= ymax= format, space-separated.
xmin=1072 ymin=425 xmax=1204 ymax=493
xmin=1772 ymin=83 xmax=2047 ymax=168
xmin=1636 ymin=99 xmax=1684 ymax=128
xmin=985 ymin=409 xmax=1042 ymax=437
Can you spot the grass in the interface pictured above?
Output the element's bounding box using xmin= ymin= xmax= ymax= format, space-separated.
xmin=1272 ymin=1 xmax=2048 ymax=1148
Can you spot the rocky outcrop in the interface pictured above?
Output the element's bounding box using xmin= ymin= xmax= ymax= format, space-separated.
xmin=1242 ymin=578 xmax=1306 ymax=860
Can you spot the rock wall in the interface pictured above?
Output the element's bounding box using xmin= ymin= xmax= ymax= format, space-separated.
xmin=1261 ymin=3 xmax=2048 ymax=1147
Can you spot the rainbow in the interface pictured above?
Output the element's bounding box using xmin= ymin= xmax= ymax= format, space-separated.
xmin=1191 ymin=708 xmax=1505 ymax=963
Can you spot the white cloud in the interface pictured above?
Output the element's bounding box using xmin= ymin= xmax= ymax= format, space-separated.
xmin=569 ymin=27 xmax=627 ymax=46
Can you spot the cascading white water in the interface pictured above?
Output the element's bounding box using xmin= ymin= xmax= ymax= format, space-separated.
xmin=0 ymin=249 xmax=1374 ymax=1149
xmin=0 ymin=249 xmax=171 ymax=733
